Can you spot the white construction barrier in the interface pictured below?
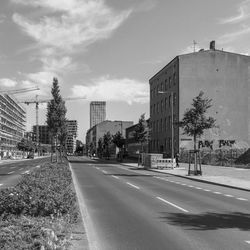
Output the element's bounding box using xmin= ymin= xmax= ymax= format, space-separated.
xmin=157 ymin=158 xmax=176 ymax=169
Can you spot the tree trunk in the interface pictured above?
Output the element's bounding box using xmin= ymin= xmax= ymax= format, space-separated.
xmin=194 ymin=135 xmax=197 ymax=174
xmin=55 ymin=136 xmax=58 ymax=163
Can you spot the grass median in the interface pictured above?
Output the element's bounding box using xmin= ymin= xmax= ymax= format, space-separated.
xmin=0 ymin=160 xmax=80 ymax=250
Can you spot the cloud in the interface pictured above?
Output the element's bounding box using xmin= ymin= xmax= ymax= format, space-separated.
xmin=12 ymin=0 xmax=132 ymax=52
xmin=71 ymin=76 xmax=149 ymax=104
xmin=220 ymin=1 xmax=250 ymax=24
xmin=217 ymin=26 xmax=250 ymax=44
xmin=0 ymin=78 xmax=18 ymax=87
xmin=181 ymin=43 xmax=202 ymax=54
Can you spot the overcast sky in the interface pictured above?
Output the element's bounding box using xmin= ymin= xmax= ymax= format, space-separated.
xmin=0 ymin=0 xmax=249 ymax=142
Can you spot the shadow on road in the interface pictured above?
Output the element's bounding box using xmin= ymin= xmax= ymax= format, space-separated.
xmin=106 ymin=173 xmax=154 ymax=177
xmin=160 ymin=212 xmax=250 ymax=231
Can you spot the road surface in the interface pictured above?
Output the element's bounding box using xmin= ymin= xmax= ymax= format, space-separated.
xmin=70 ymin=156 xmax=250 ymax=250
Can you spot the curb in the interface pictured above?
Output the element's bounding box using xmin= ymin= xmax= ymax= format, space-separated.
xmin=119 ymin=162 xmax=250 ymax=192
xmin=149 ymin=169 xmax=250 ymax=192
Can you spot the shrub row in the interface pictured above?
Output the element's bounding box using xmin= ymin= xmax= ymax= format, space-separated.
xmin=0 ymin=162 xmax=79 ymax=250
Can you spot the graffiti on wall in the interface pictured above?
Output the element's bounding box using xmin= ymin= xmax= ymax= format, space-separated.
xmin=198 ymin=140 xmax=236 ymax=150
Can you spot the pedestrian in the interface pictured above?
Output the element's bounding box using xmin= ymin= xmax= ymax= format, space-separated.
xmin=175 ymin=153 xmax=180 ymax=167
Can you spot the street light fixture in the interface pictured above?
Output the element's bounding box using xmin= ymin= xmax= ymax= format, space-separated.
xmin=158 ymin=91 xmax=174 ymax=166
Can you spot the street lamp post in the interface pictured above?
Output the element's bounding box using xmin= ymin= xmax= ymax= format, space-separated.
xmin=158 ymin=91 xmax=174 ymax=166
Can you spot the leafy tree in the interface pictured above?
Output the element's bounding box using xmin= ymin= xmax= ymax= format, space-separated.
xmin=17 ymin=139 xmax=36 ymax=157
xmin=134 ymin=113 xmax=149 ymax=153
xmin=46 ymin=78 xmax=67 ymax=162
xmin=103 ymin=132 xmax=112 ymax=159
xmin=112 ymin=131 xmax=125 ymax=161
xmin=179 ymin=91 xmax=216 ymax=174
xmin=97 ymin=138 xmax=104 ymax=158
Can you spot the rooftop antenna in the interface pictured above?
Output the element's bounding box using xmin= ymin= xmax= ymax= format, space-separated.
xmin=193 ymin=40 xmax=197 ymax=52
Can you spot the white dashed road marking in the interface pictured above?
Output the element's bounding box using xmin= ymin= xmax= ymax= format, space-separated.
xmin=245 ymin=241 xmax=250 ymax=244
xmin=213 ymin=192 xmax=222 ymax=194
xmin=126 ymin=182 xmax=140 ymax=190
xmin=156 ymin=197 xmax=189 ymax=213
xmin=237 ymin=198 xmax=248 ymax=201
xmin=0 ymin=184 xmax=3 ymax=186
xmin=204 ymin=189 xmax=211 ymax=192
xmin=8 ymin=171 xmax=14 ymax=174
xmin=102 ymin=170 xmax=107 ymax=174
xmin=224 ymin=194 xmax=234 ymax=197
xmin=112 ymin=175 xmax=119 ymax=179
xmin=195 ymin=187 xmax=202 ymax=190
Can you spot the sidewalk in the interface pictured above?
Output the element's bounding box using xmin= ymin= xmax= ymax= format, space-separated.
xmin=121 ymin=161 xmax=250 ymax=192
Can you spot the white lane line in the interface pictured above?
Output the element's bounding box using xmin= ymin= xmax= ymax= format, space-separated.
xmin=96 ymin=167 xmax=100 ymax=170
xmin=102 ymin=170 xmax=107 ymax=174
xmin=237 ymin=198 xmax=248 ymax=201
xmin=224 ymin=194 xmax=234 ymax=197
xmin=181 ymin=183 xmax=187 ymax=186
xmin=156 ymin=197 xmax=189 ymax=213
xmin=245 ymin=241 xmax=250 ymax=244
xmin=22 ymin=171 xmax=30 ymax=174
xmin=36 ymin=165 xmax=40 ymax=168
xmin=126 ymin=182 xmax=140 ymax=190
xmin=195 ymin=187 xmax=202 ymax=190
xmin=188 ymin=185 xmax=194 ymax=188
xmin=112 ymin=175 xmax=119 ymax=179
xmin=204 ymin=189 xmax=211 ymax=192
xmin=0 ymin=184 xmax=3 ymax=186
xmin=213 ymin=191 xmax=222 ymax=194
xmin=8 ymin=171 xmax=14 ymax=174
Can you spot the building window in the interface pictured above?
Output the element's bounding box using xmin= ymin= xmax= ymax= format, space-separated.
xmin=173 ymin=73 xmax=176 ymax=85
xmin=173 ymin=93 xmax=177 ymax=106
xmin=165 ymin=79 xmax=168 ymax=91
xmin=169 ymin=77 xmax=172 ymax=88
xmin=161 ymin=100 xmax=163 ymax=113
xmin=157 ymin=103 xmax=159 ymax=113
xmin=156 ymin=120 xmax=158 ymax=132
xmin=169 ymin=95 xmax=171 ymax=107
xmin=160 ymin=119 xmax=162 ymax=132
xmin=154 ymin=104 xmax=156 ymax=114
xmin=165 ymin=97 xmax=167 ymax=110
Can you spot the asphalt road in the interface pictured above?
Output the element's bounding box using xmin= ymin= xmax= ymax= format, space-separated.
xmin=70 ymin=156 xmax=250 ymax=250
xmin=0 ymin=156 xmax=51 ymax=189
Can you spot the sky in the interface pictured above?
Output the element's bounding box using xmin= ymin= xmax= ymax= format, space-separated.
xmin=0 ymin=0 xmax=250 ymax=142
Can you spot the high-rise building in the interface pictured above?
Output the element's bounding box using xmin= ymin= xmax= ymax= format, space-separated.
xmin=90 ymin=101 xmax=106 ymax=128
xmin=149 ymin=41 xmax=250 ymax=155
xmin=32 ymin=125 xmax=50 ymax=145
xmin=0 ymin=94 xmax=26 ymax=158
xmin=66 ymin=120 xmax=78 ymax=154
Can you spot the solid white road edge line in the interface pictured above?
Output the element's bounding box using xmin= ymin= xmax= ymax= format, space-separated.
xmin=126 ymin=182 xmax=140 ymax=190
xmin=156 ymin=196 xmax=189 ymax=213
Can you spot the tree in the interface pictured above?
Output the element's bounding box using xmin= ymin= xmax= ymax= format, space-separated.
xmin=134 ymin=113 xmax=148 ymax=153
xmin=97 ymin=138 xmax=104 ymax=158
xmin=178 ymin=91 xmax=216 ymax=174
xmin=103 ymin=132 xmax=112 ymax=159
xmin=17 ymin=138 xmax=36 ymax=158
xmin=46 ymin=78 xmax=67 ymax=163
xmin=112 ymin=131 xmax=125 ymax=161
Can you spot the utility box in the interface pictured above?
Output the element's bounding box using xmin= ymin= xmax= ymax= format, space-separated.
xmin=142 ymin=153 xmax=163 ymax=169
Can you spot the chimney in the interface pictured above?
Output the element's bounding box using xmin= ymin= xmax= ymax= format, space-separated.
xmin=210 ymin=40 xmax=215 ymax=50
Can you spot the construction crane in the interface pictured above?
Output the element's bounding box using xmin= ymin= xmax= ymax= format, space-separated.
xmin=18 ymin=95 xmax=86 ymax=148
xmin=0 ymin=86 xmax=39 ymax=94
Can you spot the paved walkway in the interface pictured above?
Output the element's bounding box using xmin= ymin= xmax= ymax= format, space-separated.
xmin=121 ymin=162 xmax=250 ymax=191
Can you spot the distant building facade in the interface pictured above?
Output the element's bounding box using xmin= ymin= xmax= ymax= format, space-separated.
xmin=125 ymin=120 xmax=150 ymax=158
xmin=0 ymin=94 xmax=26 ymax=158
xmin=150 ymin=41 xmax=250 ymax=156
xmin=86 ymin=120 xmax=133 ymax=155
xmin=66 ymin=120 xmax=78 ymax=154
xmin=90 ymin=101 xmax=106 ymax=128
xmin=32 ymin=125 xmax=50 ymax=145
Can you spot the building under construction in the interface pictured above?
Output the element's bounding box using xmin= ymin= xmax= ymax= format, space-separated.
xmin=0 ymin=94 xmax=26 ymax=159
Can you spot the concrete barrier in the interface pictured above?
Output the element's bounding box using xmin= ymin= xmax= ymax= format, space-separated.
xmin=157 ymin=158 xmax=176 ymax=169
